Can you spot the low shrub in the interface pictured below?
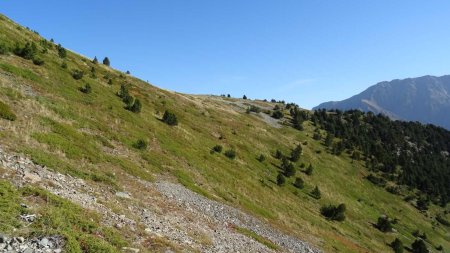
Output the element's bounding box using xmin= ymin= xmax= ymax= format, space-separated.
xmin=224 ymin=149 xmax=236 ymax=159
xmin=133 ymin=139 xmax=148 ymax=150
xmin=320 ymin=203 xmax=346 ymax=221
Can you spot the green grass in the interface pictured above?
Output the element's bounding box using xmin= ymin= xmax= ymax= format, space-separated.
xmin=235 ymin=226 xmax=279 ymax=250
xmin=0 ymin=62 xmax=41 ymax=82
xmin=0 ymin=180 xmax=129 ymax=252
xmin=0 ymin=100 xmax=16 ymax=121
xmin=0 ymin=180 xmax=26 ymax=232
xmin=0 ymin=13 xmax=448 ymax=253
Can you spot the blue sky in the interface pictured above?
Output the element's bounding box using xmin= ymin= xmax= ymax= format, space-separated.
xmin=2 ymin=1 xmax=450 ymax=108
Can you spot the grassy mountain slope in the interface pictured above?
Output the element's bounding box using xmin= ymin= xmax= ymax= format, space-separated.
xmin=0 ymin=14 xmax=449 ymax=252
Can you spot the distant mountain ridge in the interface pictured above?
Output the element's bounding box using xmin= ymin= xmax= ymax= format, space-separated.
xmin=313 ymin=75 xmax=450 ymax=129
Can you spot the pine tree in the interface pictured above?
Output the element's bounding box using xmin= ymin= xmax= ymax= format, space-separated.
xmin=391 ymin=238 xmax=404 ymax=253
xmin=162 ymin=110 xmax=178 ymax=126
xmin=276 ymin=173 xmax=285 ymax=186
xmin=305 ymin=164 xmax=314 ymax=175
xmin=129 ymin=99 xmax=142 ymax=113
xmin=411 ymin=239 xmax=429 ymax=253
xmin=294 ymin=177 xmax=304 ymax=189
xmin=92 ymin=56 xmax=98 ymax=64
xmin=311 ymin=186 xmax=321 ymax=199
xmin=257 ymin=154 xmax=265 ymax=162
xmin=290 ymin=144 xmax=302 ymax=162
xmin=103 ymin=57 xmax=110 ymax=66
xmin=57 ymin=44 xmax=66 ymax=58
xmin=243 ymin=95 xmax=247 ymax=99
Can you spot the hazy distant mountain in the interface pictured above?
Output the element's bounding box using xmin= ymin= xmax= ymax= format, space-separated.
xmin=314 ymin=75 xmax=450 ymax=129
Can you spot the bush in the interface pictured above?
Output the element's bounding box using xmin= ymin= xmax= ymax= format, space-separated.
xmin=61 ymin=62 xmax=67 ymax=69
xmin=293 ymin=177 xmax=304 ymax=189
xmin=162 ymin=110 xmax=178 ymax=126
xmin=320 ymin=203 xmax=346 ymax=221
xmin=436 ymin=215 xmax=450 ymax=226
xmin=32 ymin=57 xmax=45 ymax=66
xmin=92 ymin=56 xmax=98 ymax=64
xmin=376 ymin=216 xmax=393 ymax=232
xmin=0 ymin=101 xmax=16 ymax=121
xmin=305 ymin=164 xmax=314 ymax=175
xmin=133 ymin=139 xmax=147 ymax=150
xmin=248 ymin=105 xmax=261 ymax=113
xmin=391 ymin=238 xmax=404 ymax=253
xmin=0 ymin=43 xmax=8 ymax=54
xmin=276 ymin=173 xmax=285 ymax=186
xmin=72 ymin=69 xmax=84 ymax=80
xmin=224 ymin=149 xmax=236 ymax=159
xmin=416 ymin=197 xmax=429 ymax=211
xmin=411 ymin=239 xmax=429 ymax=253
xmin=272 ymin=110 xmax=283 ymax=119
xmin=310 ymin=186 xmax=321 ymax=199
xmin=243 ymin=95 xmax=247 ymax=99
xmin=14 ymin=42 xmax=37 ymax=60
xmin=366 ymin=174 xmax=386 ymax=187
xmin=275 ymin=149 xmax=283 ymax=159
xmin=128 ymin=99 xmax=142 ymax=113
xmin=212 ymin=145 xmax=223 ymax=153
xmin=79 ymin=83 xmax=92 ymax=94
xmin=257 ymin=154 xmax=265 ymax=162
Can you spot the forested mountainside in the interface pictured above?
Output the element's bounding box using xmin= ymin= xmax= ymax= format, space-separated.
xmin=314 ymin=75 xmax=450 ymax=130
xmin=0 ymin=13 xmax=449 ymax=253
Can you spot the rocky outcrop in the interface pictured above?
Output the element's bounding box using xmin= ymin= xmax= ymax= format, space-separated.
xmin=0 ymin=146 xmax=321 ymax=253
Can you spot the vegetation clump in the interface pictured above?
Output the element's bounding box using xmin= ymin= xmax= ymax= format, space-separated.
xmin=376 ymin=216 xmax=393 ymax=232
xmin=293 ymin=177 xmax=304 ymax=189
xmin=390 ymin=238 xmax=404 ymax=253
xmin=32 ymin=57 xmax=44 ymax=65
xmin=133 ymin=139 xmax=148 ymax=150
xmin=224 ymin=149 xmax=236 ymax=159
xmin=411 ymin=239 xmax=429 ymax=253
xmin=72 ymin=69 xmax=84 ymax=80
xmin=271 ymin=110 xmax=283 ymax=119
xmin=305 ymin=164 xmax=314 ymax=175
xmin=257 ymin=154 xmax=265 ymax=162
xmin=276 ymin=173 xmax=285 ymax=186
xmin=57 ymin=44 xmax=66 ymax=58
xmin=310 ymin=186 xmax=321 ymax=199
xmin=290 ymin=144 xmax=302 ymax=162
xmin=0 ymin=101 xmax=16 ymax=121
xmin=13 ymin=41 xmax=37 ymax=59
xmin=211 ymin=145 xmax=223 ymax=153
xmin=79 ymin=83 xmax=92 ymax=94
xmin=103 ymin=57 xmax=110 ymax=66
xmin=162 ymin=110 xmax=178 ymax=126
xmin=320 ymin=203 xmax=346 ymax=221
xmin=0 ymin=43 xmax=9 ymax=54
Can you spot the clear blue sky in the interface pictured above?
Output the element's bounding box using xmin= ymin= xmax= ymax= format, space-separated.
xmin=2 ymin=1 xmax=450 ymax=109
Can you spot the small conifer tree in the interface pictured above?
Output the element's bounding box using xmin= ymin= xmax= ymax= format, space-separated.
xmin=103 ymin=57 xmax=110 ymax=66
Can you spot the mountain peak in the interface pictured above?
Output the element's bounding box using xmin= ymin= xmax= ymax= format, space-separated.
xmin=314 ymin=75 xmax=450 ymax=129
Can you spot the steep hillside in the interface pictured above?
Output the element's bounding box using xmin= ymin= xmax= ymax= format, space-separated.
xmin=314 ymin=75 xmax=450 ymax=129
xmin=0 ymin=14 xmax=449 ymax=253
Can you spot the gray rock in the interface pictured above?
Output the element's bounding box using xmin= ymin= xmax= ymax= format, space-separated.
xmin=115 ymin=191 xmax=131 ymax=199
xmin=40 ymin=237 xmax=49 ymax=247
